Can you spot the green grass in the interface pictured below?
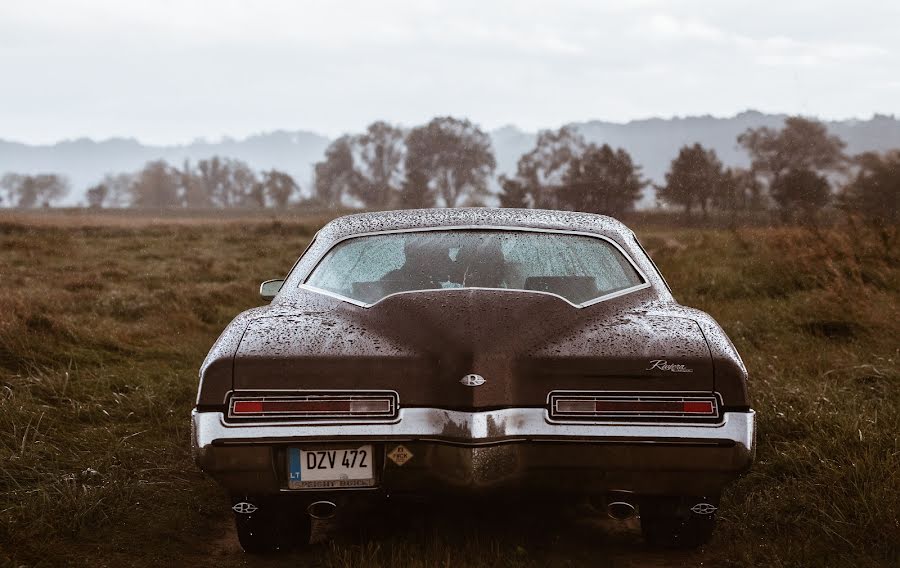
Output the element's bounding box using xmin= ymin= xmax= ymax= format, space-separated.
xmin=0 ymin=213 xmax=897 ymax=567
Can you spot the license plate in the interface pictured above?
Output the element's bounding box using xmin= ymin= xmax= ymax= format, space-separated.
xmin=288 ymin=445 xmax=375 ymax=489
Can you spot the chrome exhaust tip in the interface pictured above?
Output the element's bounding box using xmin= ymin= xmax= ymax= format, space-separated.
xmin=306 ymin=500 xmax=337 ymax=520
xmin=607 ymin=501 xmax=636 ymax=521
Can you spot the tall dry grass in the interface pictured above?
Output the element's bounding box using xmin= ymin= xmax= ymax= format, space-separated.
xmin=0 ymin=213 xmax=897 ymax=567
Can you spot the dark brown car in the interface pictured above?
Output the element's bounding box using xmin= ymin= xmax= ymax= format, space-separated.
xmin=192 ymin=208 xmax=755 ymax=552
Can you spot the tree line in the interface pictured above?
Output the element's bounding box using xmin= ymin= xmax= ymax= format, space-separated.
xmin=1 ymin=115 xmax=896 ymax=224
xmin=1 ymin=158 xmax=301 ymax=210
xmin=495 ymin=116 xmax=895 ymax=224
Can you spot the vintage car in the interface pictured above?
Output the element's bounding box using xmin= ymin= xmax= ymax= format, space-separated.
xmin=192 ymin=208 xmax=755 ymax=552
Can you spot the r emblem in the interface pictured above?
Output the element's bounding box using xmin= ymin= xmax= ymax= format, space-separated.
xmin=460 ymin=374 xmax=486 ymax=387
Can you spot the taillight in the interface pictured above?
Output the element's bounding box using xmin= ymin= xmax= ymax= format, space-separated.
xmin=229 ymin=391 xmax=398 ymax=420
xmin=549 ymin=392 xmax=719 ymax=421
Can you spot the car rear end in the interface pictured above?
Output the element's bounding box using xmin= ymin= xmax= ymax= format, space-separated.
xmin=193 ymin=389 xmax=754 ymax=496
xmin=191 ymin=211 xmax=756 ymax=551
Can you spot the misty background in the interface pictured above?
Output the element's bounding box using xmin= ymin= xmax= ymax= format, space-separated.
xmin=3 ymin=111 xmax=900 ymax=207
xmin=1 ymin=1 xmax=898 ymax=215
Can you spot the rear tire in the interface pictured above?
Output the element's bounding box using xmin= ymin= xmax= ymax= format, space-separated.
xmin=232 ymin=497 xmax=312 ymax=554
xmin=640 ymin=496 xmax=718 ymax=549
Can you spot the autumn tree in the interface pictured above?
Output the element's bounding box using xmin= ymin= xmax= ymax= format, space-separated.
xmin=738 ymin=116 xmax=846 ymax=217
xmin=559 ymin=144 xmax=645 ymax=215
xmin=840 ymin=151 xmax=900 ymax=225
xmin=314 ymin=135 xmax=363 ymax=207
xmin=0 ymin=173 xmax=69 ymax=207
xmin=503 ymin=126 xmax=587 ymax=208
xmin=770 ymin=168 xmax=830 ymax=219
xmin=399 ymin=167 xmax=431 ymax=208
xmin=404 ymin=117 xmax=495 ymax=207
xmin=193 ymin=157 xmax=257 ymax=207
xmin=714 ymin=167 xmax=764 ymax=217
xmin=180 ymin=160 xmax=211 ymax=208
xmin=498 ymin=176 xmax=530 ymax=208
xmin=260 ymin=169 xmax=299 ymax=208
xmin=131 ymin=161 xmax=181 ymax=208
xmin=738 ymin=117 xmax=846 ymax=184
xmin=351 ymin=121 xmax=405 ymax=208
xmin=657 ymin=144 xmax=723 ymax=217
xmin=98 ymin=173 xmax=135 ymax=207
xmin=85 ymin=183 xmax=109 ymax=208
xmin=1 ymin=174 xmax=26 ymax=206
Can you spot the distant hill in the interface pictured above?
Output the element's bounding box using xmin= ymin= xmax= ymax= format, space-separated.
xmin=0 ymin=130 xmax=331 ymax=206
xmin=2 ymin=111 xmax=900 ymax=207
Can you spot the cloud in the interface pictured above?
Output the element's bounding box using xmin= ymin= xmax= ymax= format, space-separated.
xmin=0 ymin=0 xmax=897 ymax=143
xmin=637 ymin=12 xmax=888 ymax=67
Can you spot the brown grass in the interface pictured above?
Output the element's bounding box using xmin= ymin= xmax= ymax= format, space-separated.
xmin=0 ymin=211 xmax=897 ymax=567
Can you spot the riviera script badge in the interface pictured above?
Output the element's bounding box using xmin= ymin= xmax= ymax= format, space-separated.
xmin=646 ymin=359 xmax=694 ymax=373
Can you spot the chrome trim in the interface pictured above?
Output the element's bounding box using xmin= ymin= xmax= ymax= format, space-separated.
xmin=192 ymin=407 xmax=755 ymax=451
xmin=296 ymin=225 xmax=652 ymax=310
xmin=307 ymin=500 xmax=337 ymax=519
xmin=607 ymin=501 xmax=637 ymax=520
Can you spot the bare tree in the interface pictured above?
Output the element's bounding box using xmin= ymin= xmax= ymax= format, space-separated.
xmin=0 ymin=173 xmax=24 ymax=206
xmin=99 ymin=173 xmax=136 ymax=207
xmin=86 ymin=183 xmax=109 ymax=208
xmin=500 ymin=126 xmax=587 ymax=208
xmin=194 ymin=157 xmax=257 ymax=207
xmin=399 ymin=167 xmax=431 ymax=208
xmin=131 ymin=161 xmax=181 ymax=208
xmin=260 ymin=169 xmax=299 ymax=208
xmin=179 ymin=160 xmax=211 ymax=208
xmin=0 ymin=173 xmax=69 ymax=207
xmin=498 ymin=175 xmax=530 ymax=208
xmin=352 ymin=121 xmax=405 ymax=207
xmin=314 ymin=135 xmax=364 ymax=207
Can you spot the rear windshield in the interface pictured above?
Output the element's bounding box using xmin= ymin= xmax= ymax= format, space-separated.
xmin=304 ymin=230 xmax=644 ymax=305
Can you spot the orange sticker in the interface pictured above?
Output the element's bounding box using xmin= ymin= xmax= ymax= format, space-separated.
xmin=387 ymin=445 xmax=413 ymax=466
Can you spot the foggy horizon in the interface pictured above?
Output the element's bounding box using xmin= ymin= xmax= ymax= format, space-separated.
xmin=3 ymin=108 xmax=900 ymax=148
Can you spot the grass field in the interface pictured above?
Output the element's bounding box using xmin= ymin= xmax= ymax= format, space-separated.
xmin=0 ymin=210 xmax=897 ymax=567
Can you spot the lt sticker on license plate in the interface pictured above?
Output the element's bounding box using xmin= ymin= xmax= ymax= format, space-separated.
xmin=288 ymin=445 xmax=376 ymax=489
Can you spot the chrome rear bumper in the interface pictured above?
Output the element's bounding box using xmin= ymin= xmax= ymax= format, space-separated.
xmin=192 ymin=408 xmax=755 ymax=495
xmin=193 ymin=407 xmax=754 ymax=447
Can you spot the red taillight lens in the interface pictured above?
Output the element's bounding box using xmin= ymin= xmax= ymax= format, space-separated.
xmin=232 ymin=400 xmax=264 ymax=414
xmin=550 ymin=393 xmax=718 ymax=420
xmin=682 ymin=401 xmax=715 ymax=414
xmin=229 ymin=392 xmax=397 ymax=419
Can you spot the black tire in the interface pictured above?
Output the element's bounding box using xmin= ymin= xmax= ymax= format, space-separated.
xmin=640 ymin=496 xmax=718 ymax=549
xmin=232 ymin=497 xmax=312 ymax=554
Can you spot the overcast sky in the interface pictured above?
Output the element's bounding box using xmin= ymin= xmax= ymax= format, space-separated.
xmin=1 ymin=0 xmax=898 ymax=145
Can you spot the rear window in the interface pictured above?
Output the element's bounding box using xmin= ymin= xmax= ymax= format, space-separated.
xmin=304 ymin=230 xmax=644 ymax=305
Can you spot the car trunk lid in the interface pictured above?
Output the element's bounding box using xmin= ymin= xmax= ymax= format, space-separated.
xmin=232 ymin=288 xmax=714 ymax=408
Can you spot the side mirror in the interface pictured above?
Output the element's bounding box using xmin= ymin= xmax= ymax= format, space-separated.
xmin=259 ymin=279 xmax=284 ymax=300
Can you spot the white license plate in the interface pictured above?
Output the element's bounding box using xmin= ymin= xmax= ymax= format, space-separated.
xmin=288 ymin=445 xmax=375 ymax=489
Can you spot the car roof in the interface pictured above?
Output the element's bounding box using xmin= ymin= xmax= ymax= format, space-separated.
xmin=316 ymin=208 xmax=634 ymax=242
